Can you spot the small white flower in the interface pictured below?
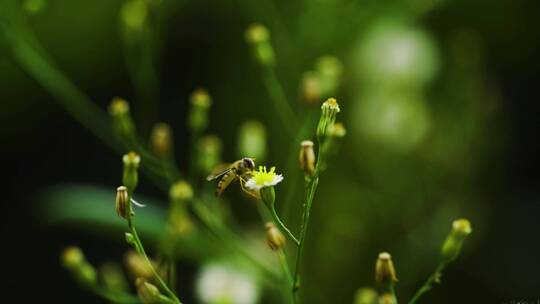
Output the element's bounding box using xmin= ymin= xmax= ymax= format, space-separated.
xmin=245 ymin=166 xmax=284 ymax=191
xmin=196 ymin=264 xmax=259 ymax=304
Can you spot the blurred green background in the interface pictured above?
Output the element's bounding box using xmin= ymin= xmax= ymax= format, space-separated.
xmin=1 ymin=0 xmax=540 ymax=303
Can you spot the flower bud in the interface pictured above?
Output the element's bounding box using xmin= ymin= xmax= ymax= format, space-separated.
xmin=188 ymin=88 xmax=212 ymax=134
xmin=299 ymin=71 xmax=321 ymax=104
xmin=316 ymin=98 xmax=341 ymax=139
xmin=299 ymin=140 xmax=316 ymax=176
xmin=265 ymin=222 xmax=286 ymax=250
xmin=378 ymin=292 xmax=397 ymax=304
xmin=150 ymin=123 xmax=173 ymax=158
xmin=316 ymin=56 xmax=343 ymax=97
xmin=328 ymin=122 xmax=347 ymax=138
xmin=169 ymin=180 xmax=194 ymax=203
xmin=238 ymin=120 xmax=267 ymax=162
xmin=354 ymin=288 xmax=378 ymax=304
xmin=123 ymin=151 xmax=141 ymax=194
xmin=441 ymin=218 xmax=472 ymax=262
xmin=115 ymin=186 xmax=130 ymax=219
xmin=136 ymin=278 xmax=162 ymax=304
xmin=245 ymin=24 xmax=275 ymax=66
xmin=375 ymin=252 xmax=398 ymax=285
xmin=197 ymin=135 xmax=222 ymax=175
xmin=61 ymin=246 xmax=97 ymax=286
xmin=109 ymin=97 xmax=135 ymax=137
xmin=125 ymin=250 xmax=154 ymax=280
xmin=125 ymin=232 xmax=136 ymax=247
xmin=100 ymin=262 xmax=129 ymax=292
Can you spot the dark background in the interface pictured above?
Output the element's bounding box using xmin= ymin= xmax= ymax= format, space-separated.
xmin=2 ymin=0 xmax=540 ymax=303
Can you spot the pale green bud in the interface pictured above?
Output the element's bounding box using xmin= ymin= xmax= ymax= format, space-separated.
xmin=316 ymin=56 xmax=343 ymax=97
xmin=245 ymin=24 xmax=275 ymax=66
xmin=238 ymin=120 xmax=267 ymax=161
xmin=354 ymin=288 xmax=378 ymax=304
xmin=169 ymin=180 xmax=194 ymax=203
xmin=150 ymin=123 xmax=173 ymax=158
xmin=121 ymin=0 xmax=148 ymax=31
xmin=122 ymin=152 xmax=141 ymax=194
xmin=197 ymin=135 xmax=222 ymax=175
xmin=265 ymin=222 xmax=286 ymax=251
xmin=109 ymin=97 xmax=135 ymax=137
xmin=125 ymin=251 xmax=154 ymax=280
xmin=136 ymin=278 xmax=162 ymax=304
xmin=61 ymin=246 xmax=97 ymax=286
xmin=441 ymin=218 xmax=472 ymax=262
xmin=188 ymin=88 xmax=212 ymax=134
xmin=100 ymin=262 xmax=129 ymax=292
xmin=375 ymin=252 xmax=398 ymax=285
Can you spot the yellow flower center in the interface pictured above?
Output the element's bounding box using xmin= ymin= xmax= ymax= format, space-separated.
xmin=252 ymin=166 xmax=276 ymax=185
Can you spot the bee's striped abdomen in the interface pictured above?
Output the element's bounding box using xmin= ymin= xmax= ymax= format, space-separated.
xmin=215 ymin=170 xmax=236 ymax=196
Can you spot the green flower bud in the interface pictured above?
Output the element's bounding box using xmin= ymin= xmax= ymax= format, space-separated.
xmin=169 ymin=180 xmax=194 ymax=203
xmin=238 ymin=120 xmax=267 ymax=161
xmin=61 ymin=246 xmax=97 ymax=286
xmin=375 ymin=252 xmax=398 ymax=285
xmin=150 ymin=123 xmax=173 ymax=158
xmin=265 ymin=222 xmax=286 ymax=251
xmin=188 ymin=88 xmax=212 ymax=134
xmin=245 ymin=24 xmax=275 ymax=67
xmin=100 ymin=262 xmax=129 ymax=292
xmin=122 ymin=151 xmax=141 ymax=194
xmin=354 ymin=288 xmax=378 ymax=304
xmin=315 ymin=56 xmax=343 ymax=97
xmin=441 ymin=218 xmax=472 ymax=262
xmin=125 ymin=250 xmax=154 ymax=280
xmin=299 ymin=140 xmax=316 ymax=176
xmin=328 ymin=122 xmax=347 ymax=138
xmin=378 ymin=292 xmax=397 ymax=304
xmin=109 ymin=97 xmax=135 ymax=137
xmin=125 ymin=232 xmax=136 ymax=246
xmin=121 ymin=0 xmax=148 ymax=31
xmin=136 ymin=278 xmax=162 ymax=304
xmin=299 ymin=71 xmax=321 ymax=104
xmin=115 ymin=186 xmax=130 ymax=219
xmin=316 ymin=98 xmax=341 ymax=139
xmin=197 ymin=135 xmax=222 ymax=176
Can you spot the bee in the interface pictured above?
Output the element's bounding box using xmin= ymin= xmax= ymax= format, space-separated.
xmin=206 ymin=157 xmax=256 ymax=197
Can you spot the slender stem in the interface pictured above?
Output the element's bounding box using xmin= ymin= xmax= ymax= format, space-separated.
xmin=91 ymin=285 xmax=141 ymax=304
xmin=260 ymin=67 xmax=298 ymax=135
xmin=408 ymin=262 xmax=447 ymax=304
xmin=270 ymin=206 xmax=300 ymax=246
xmin=277 ymin=251 xmax=296 ymax=304
xmin=127 ymin=213 xmax=181 ymax=304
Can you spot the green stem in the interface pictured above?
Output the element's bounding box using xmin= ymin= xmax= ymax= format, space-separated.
xmin=92 ymin=285 xmax=141 ymax=304
xmin=270 ymin=206 xmax=300 ymax=246
xmin=260 ymin=67 xmax=298 ymax=135
xmin=127 ymin=213 xmax=181 ymax=304
xmin=408 ymin=262 xmax=447 ymax=304
xmin=277 ymin=251 xmax=296 ymax=304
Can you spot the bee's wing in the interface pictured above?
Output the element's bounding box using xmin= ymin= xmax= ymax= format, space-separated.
xmin=206 ymin=163 xmax=232 ymax=181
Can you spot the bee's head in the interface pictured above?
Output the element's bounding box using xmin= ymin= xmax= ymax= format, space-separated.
xmin=242 ymin=157 xmax=255 ymax=170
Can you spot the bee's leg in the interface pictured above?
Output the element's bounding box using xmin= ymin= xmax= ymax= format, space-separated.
xmin=239 ymin=177 xmax=259 ymax=199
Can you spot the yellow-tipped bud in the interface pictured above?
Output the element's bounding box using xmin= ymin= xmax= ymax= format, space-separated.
xmin=378 ymin=292 xmax=397 ymax=304
xmin=115 ymin=186 xmax=130 ymax=219
xmin=136 ymin=278 xmax=161 ymax=304
xmin=188 ymin=88 xmax=212 ymax=134
xmin=122 ymin=152 xmax=141 ymax=194
xmin=265 ymin=222 xmax=286 ymax=251
xmin=125 ymin=251 xmax=154 ymax=280
xmin=317 ymin=98 xmax=341 ymax=139
xmin=245 ymin=23 xmax=275 ymax=66
xmin=150 ymin=123 xmax=173 ymax=157
xmin=197 ymin=135 xmax=222 ymax=175
xmin=328 ymin=122 xmax=347 ymax=138
xmin=61 ymin=246 xmax=97 ymax=286
xmin=375 ymin=252 xmax=398 ymax=285
xmin=109 ymin=97 xmax=135 ymax=137
xmin=299 ymin=140 xmax=316 ymax=176
xmin=441 ymin=218 xmax=472 ymax=262
xmin=300 ymin=71 xmax=321 ymax=104
xmin=169 ymin=180 xmax=194 ymax=202
xmin=354 ymin=288 xmax=378 ymax=304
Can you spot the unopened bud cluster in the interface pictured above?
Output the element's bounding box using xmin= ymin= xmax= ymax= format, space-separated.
xmin=316 ymin=98 xmax=341 ymax=139
xmin=375 ymin=252 xmax=398 ymax=285
xmin=109 ymin=97 xmax=135 ymax=137
xmin=245 ymin=24 xmax=275 ymax=67
xmin=441 ymin=218 xmax=472 ymax=262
